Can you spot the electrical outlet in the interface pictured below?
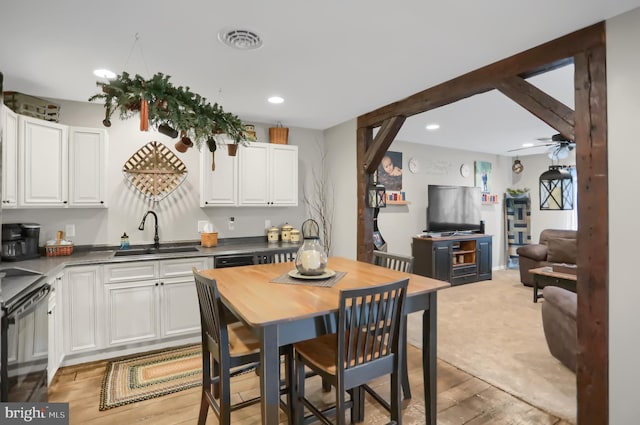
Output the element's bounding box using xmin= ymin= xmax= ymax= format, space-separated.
xmin=265 ymin=219 xmax=271 ymax=229
xmin=197 ymin=220 xmax=208 ymax=232
xmin=228 ymin=217 xmax=235 ymax=231
xmin=65 ymin=224 xmax=76 ymax=238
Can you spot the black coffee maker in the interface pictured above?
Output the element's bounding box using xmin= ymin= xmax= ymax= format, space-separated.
xmin=1 ymin=223 xmax=41 ymax=261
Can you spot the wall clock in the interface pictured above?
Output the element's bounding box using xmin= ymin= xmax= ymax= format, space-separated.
xmin=460 ymin=163 xmax=471 ymax=178
xmin=408 ymin=157 xmax=420 ymax=173
xmin=512 ymin=159 xmax=524 ymax=174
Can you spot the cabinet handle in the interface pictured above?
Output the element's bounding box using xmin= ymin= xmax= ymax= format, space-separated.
xmin=155 ymin=282 xmax=159 ymax=286
xmin=100 ymin=201 xmax=104 ymax=204
xmin=160 ymin=282 xmax=164 ymax=286
xmin=63 ymin=201 xmax=68 ymax=204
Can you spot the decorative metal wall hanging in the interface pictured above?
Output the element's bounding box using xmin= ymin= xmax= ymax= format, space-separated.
xmin=539 ymin=165 xmax=574 ymax=210
xmin=123 ymin=141 xmax=188 ymax=202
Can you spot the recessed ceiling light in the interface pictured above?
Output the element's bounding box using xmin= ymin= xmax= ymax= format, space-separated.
xmin=93 ymin=69 xmax=116 ymax=79
xmin=268 ymin=96 xmax=284 ymax=104
xmin=218 ymin=28 xmax=263 ymax=50
xmin=522 ymin=143 xmax=534 ymax=148
xmin=425 ymin=123 xmax=440 ymax=131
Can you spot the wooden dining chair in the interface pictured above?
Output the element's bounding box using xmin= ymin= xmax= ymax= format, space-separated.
xmin=253 ymin=248 xmax=297 ymax=264
xmin=372 ymin=250 xmax=414 ymax=401
xmin=293 ymin=278 xmax=409 ymax=425
xmin=193 ymin=268 xmax=289 ymax=425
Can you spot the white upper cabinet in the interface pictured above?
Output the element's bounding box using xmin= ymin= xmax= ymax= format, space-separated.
xmin=201 ymin=142 xmax=298 ymax=207
xmin=238 ymin=142 xmax=269 ymax=205
xmin=267 ymin=143 xmax=298 ymax=206
xmin=2 ymin=105 xmax=18 ymax=207
xmin=69 ymin=127 xmax=108 ymax=207
xmin=200 ymin=147 xmax=238 ymax=206
xmin=238 ymin=142 xmax=298 ymax=206
xmin=12 ymin=114 xmax=107 ymax=208
xmin=18 ymin=115 xmax=68 ymax=207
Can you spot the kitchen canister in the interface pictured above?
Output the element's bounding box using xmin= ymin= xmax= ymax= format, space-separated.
xmin=281 ymin=223 xmax=293 ymax=242
xmin=267 ymin=226 xmax=280 ymax=243
xmin=290 ymin=228 xmax=301 ymax=243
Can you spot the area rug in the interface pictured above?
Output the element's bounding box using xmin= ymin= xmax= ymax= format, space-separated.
xmin=407 ymin=269 xmax=577 ymax=424
xmin=99 ymin=344 xmax=202 ymax=410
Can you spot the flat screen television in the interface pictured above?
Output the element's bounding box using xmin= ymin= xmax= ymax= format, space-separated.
xmin=426 ymin=185 xmax=482 ymax=233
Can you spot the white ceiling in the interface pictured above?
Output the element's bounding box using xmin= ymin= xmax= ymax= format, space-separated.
xmin=2 ymin=1 xmax=639 ymax=156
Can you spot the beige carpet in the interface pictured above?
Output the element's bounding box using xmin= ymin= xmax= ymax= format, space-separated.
xmin=407 ymin=269 xmax=577 ymax=424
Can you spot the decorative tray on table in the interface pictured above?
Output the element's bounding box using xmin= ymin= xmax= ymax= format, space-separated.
xmin=287 ymin=269 xmax=336 ymax=280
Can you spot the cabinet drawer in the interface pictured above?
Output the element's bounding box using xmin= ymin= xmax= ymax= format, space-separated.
xmin=452 ymin=265 xmax=477 ymax=277
xmin=104 ymin=262 xmax=158 ymax=283
xmin=452 ymin=273 xmax=479 ymax=286
xmin=160 ymin=257 xmax=210 ymax=278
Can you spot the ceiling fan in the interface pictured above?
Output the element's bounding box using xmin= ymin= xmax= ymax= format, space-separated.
xmin=509 ymin=133 xmax=576 ymax=160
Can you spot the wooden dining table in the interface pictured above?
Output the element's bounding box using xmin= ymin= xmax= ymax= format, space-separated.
xmin=199 ymin=256 xmax=450 ymax=425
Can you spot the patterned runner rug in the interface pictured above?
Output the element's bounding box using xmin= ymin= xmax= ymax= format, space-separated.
xmin=99 ymin=344 xmax=202 ymax=410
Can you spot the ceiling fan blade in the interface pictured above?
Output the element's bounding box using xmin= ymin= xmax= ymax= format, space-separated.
xmin=508 ymin=142 xmax=556 ymax=152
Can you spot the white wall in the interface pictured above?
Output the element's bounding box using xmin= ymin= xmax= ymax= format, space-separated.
xmin=607 ymin=7 xmax=640 ymax=424
xmin=323 ymin=119 xmax=357 ymax=259
xmin=3 ymin=99 xmax=323 ymax=246
xmin=322 ymin=130 xmax=573 ymax=269
xmin=509 ymin=151 xmax=577 ymax=240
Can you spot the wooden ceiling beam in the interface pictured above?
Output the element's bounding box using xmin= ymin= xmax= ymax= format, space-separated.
xmin=358 ymin=22 xmax=604 ymax=129
xmin=494 ymin=75 xmax=575 ymax=141
xmin=362 ymin=116 xmax=406 ymax=174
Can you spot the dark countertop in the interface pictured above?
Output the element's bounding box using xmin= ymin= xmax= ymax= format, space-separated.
xmin=0 ymin=237 xmax=300 ymax=306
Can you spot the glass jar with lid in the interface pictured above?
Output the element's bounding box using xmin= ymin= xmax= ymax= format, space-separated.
xmin=281 ymin=223 xmax=294 ymax=242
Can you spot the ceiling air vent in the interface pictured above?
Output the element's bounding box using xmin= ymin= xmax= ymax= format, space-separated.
xmin=218 ymin=29 xmax=263 ymax=50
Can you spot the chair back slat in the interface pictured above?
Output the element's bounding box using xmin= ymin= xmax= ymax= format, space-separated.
xmin=372 ymin=250 xmax=414 ymax=273
xmin=339 ymin=279 xmax=408 ymax=371
xmin=193 ymin=268 xmax=229 ymax=356
xmin=253 ymin=249 xmax=297 ymax=264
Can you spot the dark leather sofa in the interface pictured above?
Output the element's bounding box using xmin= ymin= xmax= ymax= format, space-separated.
xmin=541 ymin=286 xmax=577 ymax=372
xmin=516 ymin=229 xmax=577 ymax=286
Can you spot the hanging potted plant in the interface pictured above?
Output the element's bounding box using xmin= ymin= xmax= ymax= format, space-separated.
xmin=89 ymin=72 xmax=250 ymax=158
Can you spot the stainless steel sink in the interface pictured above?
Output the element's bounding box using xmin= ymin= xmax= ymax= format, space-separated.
xmin=114 ymin=246 xmax=200 ymax=257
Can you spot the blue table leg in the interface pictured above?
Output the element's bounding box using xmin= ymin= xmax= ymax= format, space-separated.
xmin=423 ymin=292 xmax=437 ymax=425
xmin=260 ymin=325 xmax=280 ymax=424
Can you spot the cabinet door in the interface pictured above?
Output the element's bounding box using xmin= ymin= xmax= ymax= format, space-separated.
xmin=105 ymin=280 xmax=159 ymax=346
xmin=63 ymin=266 xmax=102 ymax=354
xmin=433 ymin=243 xmax=452 ymax=282
xmin=159 ymin=276 xmax=200 ymax=337
xmin=200 ymin=147 xmax=238 ymax=206
xmin=47 ymin=274 xmax=64 ymax=384
xmin=2 ymin=105 xmax=18 ymax=207
xmin=19 ymin=115 xmax=68 ymax=207
xmin=238 ymin=142 xmax=269 ymax=205
xmin=477 ymin=237 xmax=493 ymax=281
xmin=269 ymin=144 xmax=298 ymax=206
xmin=69 ymin=126 xmax=108 ymax=207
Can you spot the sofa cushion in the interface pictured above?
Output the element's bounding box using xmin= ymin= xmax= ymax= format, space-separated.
xmin=516 ymin=244 xmax=548 ymax=261
xmin=547 ymin=237 xmax=577 ymax=264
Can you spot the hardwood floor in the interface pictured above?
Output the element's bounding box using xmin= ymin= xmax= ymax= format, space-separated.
xmin=48 ymin=344 xmax=572 ymax=425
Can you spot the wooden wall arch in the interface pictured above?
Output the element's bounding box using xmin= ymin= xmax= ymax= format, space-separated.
xmin=356 ymin=22 xmax=607 ymax=425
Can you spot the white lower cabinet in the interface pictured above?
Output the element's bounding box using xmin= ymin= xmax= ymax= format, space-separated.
xmin=47 ymin=273 xmax=64 ymax=384
xmin=62 ymin=265 xmax=103 ymax=355
xmin=104 ymin=257 xmax=206 ymax=348
xmin=105 ymin=279 xmax=159 ymax=345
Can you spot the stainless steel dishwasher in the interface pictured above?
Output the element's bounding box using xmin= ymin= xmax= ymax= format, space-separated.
xmin=213 ymin=254 xmax=255 ymax=268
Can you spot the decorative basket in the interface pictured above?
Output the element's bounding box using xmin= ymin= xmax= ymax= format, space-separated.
xmin=200 ymin=232 xmax=218 ymax=247
xmin=269 ymin=123 xmax=289 ymax=144
xmin=45 ymin=243 xmax=74 ymax=257
xmin=3 ymin=91 xmax=61 ymax=122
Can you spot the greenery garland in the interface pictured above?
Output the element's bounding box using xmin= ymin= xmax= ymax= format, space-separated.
xmin=88 ymin=72 xmax=247 ymax=151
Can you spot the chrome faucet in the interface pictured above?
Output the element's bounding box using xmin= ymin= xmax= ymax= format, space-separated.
xmin=138 ymin=210 xmax=160 ymax=249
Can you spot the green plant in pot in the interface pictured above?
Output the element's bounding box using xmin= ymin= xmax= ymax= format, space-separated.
xmin=89 ymin=72 xmax=249 ymax=155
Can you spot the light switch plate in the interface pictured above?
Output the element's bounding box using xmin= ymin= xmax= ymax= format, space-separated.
xmin=65 ymin=224 xmax=76 ymax=238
